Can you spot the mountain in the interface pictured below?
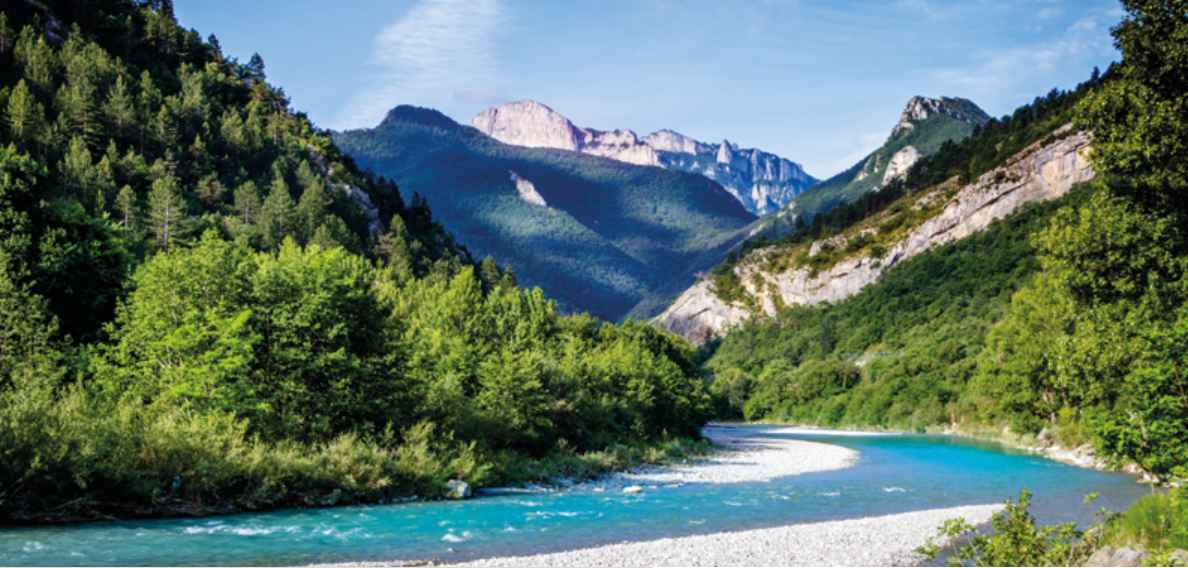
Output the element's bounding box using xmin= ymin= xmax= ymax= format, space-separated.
xmin=333 ymin=106 xmax=759 ymax=321
xmin=660 ymin=128 xmax=1094 ymax=345
xmin=471 ymin=100 xmax=818 ymax=215
xmin=785 ymin=96 xmax=990 ymax=221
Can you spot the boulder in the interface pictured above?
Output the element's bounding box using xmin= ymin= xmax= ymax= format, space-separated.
xmin=1109 ymin=547 xmax=1148 ymax=567
xmin=623 ymin=486 xmax=643 ymax=494
xmin=1084 ymin=546 xmax=1114 ymax=567
xmin=445 ymin=480 xmax=471 ymax=500
xmin=1171 ymin=549 xmax=1188 ymax=565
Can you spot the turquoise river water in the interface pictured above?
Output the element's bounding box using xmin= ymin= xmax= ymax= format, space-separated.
xmin=1 ymin=427 xmax=1154 ymax=566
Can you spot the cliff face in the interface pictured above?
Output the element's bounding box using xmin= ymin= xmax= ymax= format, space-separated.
xmin=658 ymin=128 xmax=1095 ymax=345
xmin=470 ymin=101 xmax=818 ymax=215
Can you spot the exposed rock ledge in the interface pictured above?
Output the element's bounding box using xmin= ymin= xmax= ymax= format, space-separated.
xmin=659 ymin=128 xmax=1095 ymax=345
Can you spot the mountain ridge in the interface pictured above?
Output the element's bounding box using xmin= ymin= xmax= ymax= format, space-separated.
xmin=334 ymin=105 xmax=760 ymax=321
xmin=660 ymin=126 xmax=1093 ymax=345
xmin=470 ymin=100 xmax=818 ymax=215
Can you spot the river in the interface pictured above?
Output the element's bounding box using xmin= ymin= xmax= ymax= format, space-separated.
xmin=1 ymin=426 xmax=1153 ymax=566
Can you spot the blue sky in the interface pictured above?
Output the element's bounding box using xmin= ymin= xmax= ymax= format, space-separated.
xmin=175 ymin=0 xmax=1122 ymax=179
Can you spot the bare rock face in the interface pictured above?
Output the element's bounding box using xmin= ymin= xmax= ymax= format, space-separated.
xmin=471 ymin=100 xmax=583 ymax=152
xmin=659 ymin=128 xmax=1094 ymax=345
xmin=641 ymin=129 xmax=711 ymax=155
xmin=883 ymin=145 xmax=921 ymax=183
xmin=657 ymin=281 xmax=753 ymax=346
xmin=508 ymin=170 xmax=546 ymax=207
xmin=471 ymin=101 xmax=817 ymax=215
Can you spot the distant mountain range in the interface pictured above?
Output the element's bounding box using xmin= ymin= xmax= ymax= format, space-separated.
xmin=471 ymin=100 xmax=818 ymax=215
xmin=786 ymin=96 xmax=991 ymax=220
xmin=333 ymin=106 xmax=759 ymax=321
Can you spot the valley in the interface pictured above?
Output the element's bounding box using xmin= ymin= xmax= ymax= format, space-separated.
xmin=2 ymin=0 xmax=1186 ymax=566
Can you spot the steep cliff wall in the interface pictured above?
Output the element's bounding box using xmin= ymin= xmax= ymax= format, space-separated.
xmin=659 ymin=128 xmax=1094 ymax=344
xmin=470 ymin=100 xmax=817 ymax=215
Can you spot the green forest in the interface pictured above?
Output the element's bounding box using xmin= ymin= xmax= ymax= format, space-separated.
xmin=705 ymin=0 xmax=1188 ymax=490
xmin=332 ymin=106 xmax=759 ymax=322
xmin=0 ymin=0 xmax=712 ymax=523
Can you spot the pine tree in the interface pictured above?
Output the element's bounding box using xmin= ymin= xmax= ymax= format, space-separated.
xmin=260 ymin=177 xmax=296 ymax=247
xmin=148 ymin=174 xmax=191 ymax=251
xmin=0 ymin=13 xmax=12 ymax=67
xmin=296 ymin=179 xmax=329 ymax=243
xmin=136 ymin=71 xmax=162 ymax=153
xmin=235 ymin=181 xmax=262 ymax=225
xmin=480 ymin=256 xmax=502 ymax=293
xmin=197 ymin=172 xmax=225 ymax=208
xmin=499 ymin=266 xmax=518 ymax=291
xmin=115 ymin=185 xmax=138 ymax=229
xmin=4 ymin=80 xmax=42 ymax=149
xmin=102 ymin=75 xmax=136 ymax=148
xmin=57 ymin=136 xmax=93 ymax=198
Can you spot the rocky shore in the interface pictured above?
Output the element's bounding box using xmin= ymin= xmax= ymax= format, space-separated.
xmin=452 ymin=504 xmax=1004 ymax=567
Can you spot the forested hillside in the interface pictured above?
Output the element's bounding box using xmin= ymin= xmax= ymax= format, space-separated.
xmin=784 ymin=97 xmax=990 ymax=221
xmin=333 ymin=106 xmax=759 ymax=321
xmin=0 ymin=0 xmax=712 ymax=523
xmin=707 ymin=0 xmax=1188 ymax=486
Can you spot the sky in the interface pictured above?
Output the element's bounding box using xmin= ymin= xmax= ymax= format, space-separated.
xmin=174 ymin=0 xmax=1123 ymax=179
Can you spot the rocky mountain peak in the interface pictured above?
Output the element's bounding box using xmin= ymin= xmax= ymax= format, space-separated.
xmin=470 ymin=100 xmax=582 ymax=151
xmin=889 ymin=96 xmax=989 ymax=139
xmin=469 ymin=102 xmax=818 ymax=215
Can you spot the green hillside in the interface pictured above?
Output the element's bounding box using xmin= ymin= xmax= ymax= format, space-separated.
xmin=333 ymin=107 xmax=759 ymax=321
xmin=703 ymin=78 xmax=1101 ymax=430
xmin=787 ymin=97 xmax=990 ymax=221
xmin=0 ymin=0 xmax=712 ymax=523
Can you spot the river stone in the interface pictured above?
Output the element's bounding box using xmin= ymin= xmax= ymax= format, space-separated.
xmin=623 ymin=486 xmax=643 ymax=494
xmin=1110 ymin=547 xmax=1147 ymax=567
xmin=1084 ymin=546 xmax=1114 ymax=567
xmin=1171 ymin=549 xmax=1188 ymax=564
xmin=445 ymin=480 xmax=471 ymax=500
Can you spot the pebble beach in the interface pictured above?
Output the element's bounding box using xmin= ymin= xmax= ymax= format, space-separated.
xmin=453 ymin=504 xmax=1004 ymax=567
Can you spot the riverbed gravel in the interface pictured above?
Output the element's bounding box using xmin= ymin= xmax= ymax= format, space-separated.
xmin=575 ymin=425 xmax=859 ymax=489
xmin=451 ymin=504 xmax=1004 ymax=567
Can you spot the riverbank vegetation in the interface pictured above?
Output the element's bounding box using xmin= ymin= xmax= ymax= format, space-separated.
xmin=0 ymin=0 xmax=711 ymax=524
xmin=704 ymin=0 xmax=1188 ymax=492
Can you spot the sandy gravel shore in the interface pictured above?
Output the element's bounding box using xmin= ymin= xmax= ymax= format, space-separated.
xmin=452 ymin=504 xmax=1004 ymax=567
xmin=590 ymin=425 xmax=860 ymax=487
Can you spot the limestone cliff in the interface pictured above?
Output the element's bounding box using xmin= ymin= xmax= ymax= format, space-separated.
xmin=470 ymin=100 xmax=818 ymax=215
xmin=658 ymin=128 xmax=1094 ymax=345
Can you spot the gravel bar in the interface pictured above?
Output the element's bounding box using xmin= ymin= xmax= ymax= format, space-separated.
xmin=453 ymin=504 xmax=1004 ymax=567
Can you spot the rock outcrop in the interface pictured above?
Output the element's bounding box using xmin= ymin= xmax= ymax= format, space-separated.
xmin=307 ymin=146 xmax=383 ymax=234
xmin=471 ymin=100 xmax=817 ymax=215
xmin=509 ymin=170 xmax=546 ymax=207
xmin=883 ymin=145 xmax=921 ymax=183
xmin=659 ymin=128 xmax=1094 ymax=345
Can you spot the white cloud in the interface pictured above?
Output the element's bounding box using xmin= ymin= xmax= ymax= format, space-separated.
xmin=932 ymin=7 xmax=1116 ymax=98
xmin=1037 ymin=7 xmax=1063 ymax=19
xmin=454 ymin=86 xmax=509 ymax=105
xmin=337 ymin=0 xmax=505 ymax=129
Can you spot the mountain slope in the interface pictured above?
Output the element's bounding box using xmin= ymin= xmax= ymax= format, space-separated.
xmin=787 ymin=96 xmax=990 ymax=220
xmin=471 ymin=100 xmax=818 ymax=215
xmin=658 ymin=82 xmax=1098 ymax=345
xmin=333 ymin=106 xmax=759 ymax=320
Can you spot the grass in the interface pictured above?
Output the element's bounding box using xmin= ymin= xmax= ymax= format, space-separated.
xmin=1102 ymin=493 xmax=1188 ymax=553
